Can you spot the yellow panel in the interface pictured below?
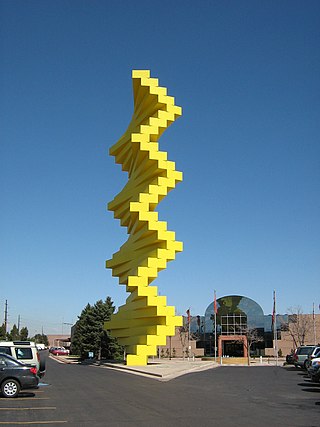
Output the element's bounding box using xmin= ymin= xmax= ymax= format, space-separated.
xmin=104 ymin=70 xmax=183 ymax=366
xmin=126 ymin=354 xmax=148 ymax=366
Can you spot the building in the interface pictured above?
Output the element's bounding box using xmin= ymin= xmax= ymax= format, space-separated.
xmin=47 ymin=334 xmax=71 ymax=350
xmin=186 ymin=295 xmax=319 ymax=358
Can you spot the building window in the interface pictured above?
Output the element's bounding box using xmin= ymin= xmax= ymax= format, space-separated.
xmin=221 ymin=314 xmax=247 ymax=335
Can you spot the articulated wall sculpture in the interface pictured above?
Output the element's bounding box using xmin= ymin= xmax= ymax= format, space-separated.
xmin=104 ymin=70 xmax=183 ymax=366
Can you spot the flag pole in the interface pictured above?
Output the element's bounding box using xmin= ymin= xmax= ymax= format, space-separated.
xmin=188 ymin=308 xmax=191 ymax=361
xmin=186 ymin=308 xmax=191 ymax=361
xmin=214 ymin=290 xmax=217 ymax=362
xmin=273 ymin=290 xmax=278 ymax=366
xmin=313 ymin=303 xmax=316 ymax=345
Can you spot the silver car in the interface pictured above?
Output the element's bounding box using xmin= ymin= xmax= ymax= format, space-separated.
xmin=307 ymin=357 xmax=320 ymax=382
xmin=293 ymin=345 xmax=320 ymax=369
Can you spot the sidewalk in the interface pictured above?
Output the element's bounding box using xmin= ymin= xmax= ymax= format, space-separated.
xmin=49 ymin=354 xmax=219 ymax=381
xmin=49 ymin=354 xmax=285 ymax=381
xmin=100 ymin=358 xmax=220 ymax=381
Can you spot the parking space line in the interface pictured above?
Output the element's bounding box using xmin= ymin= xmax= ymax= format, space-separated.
xmin=0 ymin=422 xmax=67 ymax=425
xmin=7 ymin=397 xmax=50 ymax=401
xmin=0 ymin=407 xmax=56 ymax=411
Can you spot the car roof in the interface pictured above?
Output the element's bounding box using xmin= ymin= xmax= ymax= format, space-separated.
xmin=0 ymin=341 xmax=37 ymax=347
xmin=299 ymin=345 xmax=317 ymax=348
xmin=298 ymin=345 xmax=318 ymax=350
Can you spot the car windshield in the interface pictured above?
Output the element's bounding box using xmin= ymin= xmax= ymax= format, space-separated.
xmin=298 ymin=347 xmax=314 ymax=355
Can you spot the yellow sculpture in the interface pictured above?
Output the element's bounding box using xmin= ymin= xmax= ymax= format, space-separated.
xmin=105 ymin=70 xmax=183 ymax=366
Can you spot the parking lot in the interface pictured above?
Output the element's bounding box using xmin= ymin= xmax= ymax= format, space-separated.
xmin=0 ymin=356 xmax=319 ymax=426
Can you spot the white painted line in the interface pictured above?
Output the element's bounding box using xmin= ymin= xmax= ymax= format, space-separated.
xmin=10 ymin=397 xmax=50 ymax=401
xmin=0 ymin=422 xmax=67 ymax=425
xmin=0 ymin=407 xmax=56 ymax=411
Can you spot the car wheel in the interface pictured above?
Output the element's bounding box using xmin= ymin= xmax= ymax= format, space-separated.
xmin=1 ymin=379 xmax=20 ymax=398
xmin=303 ymin=360 xmax=309 ymax=370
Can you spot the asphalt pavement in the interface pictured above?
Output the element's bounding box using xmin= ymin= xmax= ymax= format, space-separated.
xmin=46 ymin=358 xmax=320 ymax=426
xmin=1 ymin=356 xmax=319 ymax=426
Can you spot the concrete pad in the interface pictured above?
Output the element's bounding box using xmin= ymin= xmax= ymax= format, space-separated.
xmin=97 ymin=358 xmax=219 ymax=381
xmin=49 ymin=354 xmax=219 ymax=381
xmin=50 ymin=354 xmax=284 ymax=381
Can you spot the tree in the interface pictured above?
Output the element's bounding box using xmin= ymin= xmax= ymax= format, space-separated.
xmin=0 ymin=323 xmax=6 ymax=340
xmin=7 ymin=324 xmax=20 ymax=341
xmin=19 ymin=327 xmax=29 ymax=341
xmin=178 ymin=325 xmax=188 ymax=358
xmin=246 ymin=328 xmax=264 ymax=359
xmin=1 ymin=324 xmax=29 ymax=341
xmin=286 ymin=306 xmax=312 ymax=348
xmin=33 ymin=333 xmax=49 ymax=346
xmin=71 ymin=297 xmax=123 ymax=361
xmin=237 ymin=327 xmax=264 ymax=365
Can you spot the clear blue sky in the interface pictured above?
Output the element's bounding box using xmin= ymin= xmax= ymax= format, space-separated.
xmin=1 ymin=1 xmax=319 ymax=336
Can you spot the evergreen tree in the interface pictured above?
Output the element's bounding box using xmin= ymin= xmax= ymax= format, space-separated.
xmin=0 ymin=323 xmax=6 ymax=340
xmin=8 ymin=324 xmax=20 ymax=341
xmin=19 ymin=327 xmax=29 ymax=341
xmin=33 ymin=333 xmax=49 ymax=346
xmin=71 ymin=297 xmax=123 ymax=360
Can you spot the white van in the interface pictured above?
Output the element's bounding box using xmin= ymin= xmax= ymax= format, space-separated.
xmin=0 ymin=341 xmax=46 ymax=377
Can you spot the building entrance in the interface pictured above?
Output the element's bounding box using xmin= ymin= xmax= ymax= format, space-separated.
xmin=218 ymin=335 xmax=248 ymax=357
xmin=223 ymin=340 xmax=244 ymax=357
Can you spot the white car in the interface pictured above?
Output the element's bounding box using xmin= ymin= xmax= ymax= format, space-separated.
xmin=0 ymin=341 xmax=45 ymax=377
xmin=36 ymin=343 xmax=46 ymax=351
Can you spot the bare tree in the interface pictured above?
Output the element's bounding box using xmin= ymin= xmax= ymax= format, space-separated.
xmin=286 ymin=306 xmax=312 ymax=348
xmin=178 ymin=325 xmax=198 ymax=358
xmin=178 ymin=326 xmax=188 ymax=358
xmin=237 ymin=327 xmax=264 ymax=365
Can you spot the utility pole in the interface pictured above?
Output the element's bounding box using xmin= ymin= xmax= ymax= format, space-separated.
xmin=4 ymin=300 xmax=8 ymax=334
xmin=17 ymin=315 xmax=20 ymax=332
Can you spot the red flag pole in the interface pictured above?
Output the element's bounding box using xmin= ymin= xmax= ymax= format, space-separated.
xmin=186 ymin=308 xmax=191 ymax=360
xmin=214 ymin=290 xmax=217 ymax=361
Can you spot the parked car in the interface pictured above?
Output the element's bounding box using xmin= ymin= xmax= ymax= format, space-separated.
xmin=36 ymin=343 xmax=47 ymax=351
xmin=307 ymin=357 xmax=320 ymax=382
xmin=0 ymin=341 xmax=45 ymax=377
xmin=293 ymin=345 xmax=320 ymax=369
xmin=0 ymin=353 xmax=39 ymax=398
xmin=49 ymin=347 xmax=69 ymax=356
xmin=305 ymin=347 xmax=320 ymax=370
xmin=286 ymin=352 xmax=295 ymax=364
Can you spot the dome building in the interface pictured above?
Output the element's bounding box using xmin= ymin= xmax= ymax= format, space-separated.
xmin=159 ymin=295 xmax=318 ymax=360
xmin=191 ymin=295 xmax=285 ymax=357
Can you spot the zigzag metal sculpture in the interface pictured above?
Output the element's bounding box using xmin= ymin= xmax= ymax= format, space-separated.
xmin=104 ymin=70 xmax=183 ymax=366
